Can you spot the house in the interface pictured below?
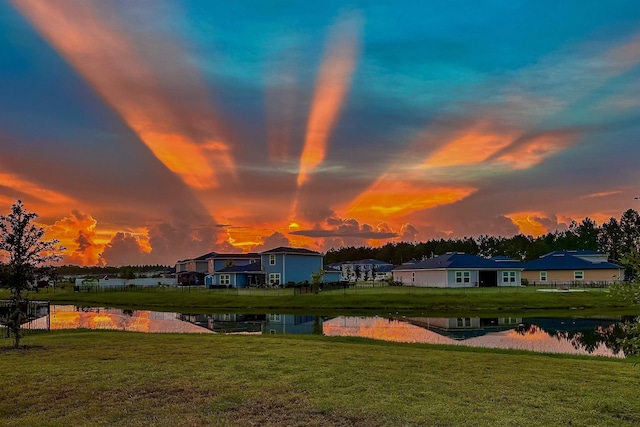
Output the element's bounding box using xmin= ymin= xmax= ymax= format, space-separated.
xmin=178 ymin=246 xmax=323 ymax=288
xmin=321 ymin=265 xmax=342 ymax=283
xmin=332 ymin=259 xmax=394 ymax=282
xmin=392 ymin=252 xmax=523 ymax=287
xmin=176 ymin=251 xmax=217 ymax=285
xmin=204 ymin=252 xmax=262 ymax=287
xmin=521 ymin=250 xmax=623 ymax=285
xmin=205 ymin=262 xmax=264 ymax=287
xmin=260 ymin=246 xmax=323 ymax=286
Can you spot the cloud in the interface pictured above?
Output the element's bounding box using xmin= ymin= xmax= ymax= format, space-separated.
xmin=47 ymin=210 xmax=103 ymax=265
xmin=148 ymin=221 xmax=219 ymax=263
xmin=296 ymin=10 xmax=362 ymax=187
xmin=347 ymin=178 xmax=476 ymax=221
xmin=252 ymin=231 xmax=291 ymax=252
xmin=0 ymin=172 xmax=76 ymax=208
xmin=100 ymin=232 xmax=149 ymax=266
xmin=12 ymin=0 xmax=236 ymax=190
xmin=291 ymin=217 xmax=398 ymax=239
xmin=399 ymin=223 xmax=420 ymax=242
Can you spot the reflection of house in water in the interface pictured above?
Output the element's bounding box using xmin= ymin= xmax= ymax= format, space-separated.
xmin=264 ymin=314 xmax=321 ymax=335
xmin=180 ymin=313 xmax=266 ymax=334
xmin=406 ymin=317 xmax=522 ymax=340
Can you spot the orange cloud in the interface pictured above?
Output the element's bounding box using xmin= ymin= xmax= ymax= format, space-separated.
xmin=424 ymin=129 xmax=514 ymax=168
xmin=47 ymin=210 xmax=104 ymax=265
xmin=296 ymin=12 xmax=361 ymax=187
xmin=347 ymin=178 xmax=475 ymax=220
xmin=506 ymin=212 xmax=548 ymax=236
xmin=12 ymin=0 xmax=235 ymax=190
xmin=495 ymin=131 xmax=578 ymax=170
xmin=0 ymin=172 xmax=76 ymax=207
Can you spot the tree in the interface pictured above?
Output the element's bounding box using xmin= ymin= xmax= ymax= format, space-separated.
xmin=310 ymin=269 xmax=324 ymax=294
xmin=609 ymin=247 xmax=640 ymax=357
xmin=0 ymin=200 xmax=63 ymax=348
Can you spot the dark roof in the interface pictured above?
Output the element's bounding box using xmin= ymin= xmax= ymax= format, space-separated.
xmin=193 ymin=251 xmax=218 ymax=261
xmin=523 ymin=254 xmax=621 ymax=271
xmin=213 ymin=262 xmax=263 ymax=273
xmin=260 ymin=246 xmax=321 ymax=255
xmin=541 ymin=250 xmax=603 ymax=258
xmin=374 ymin=265 xmax=394 ymax=273
xmin=393 ymin=252 xmax=523 ymax=271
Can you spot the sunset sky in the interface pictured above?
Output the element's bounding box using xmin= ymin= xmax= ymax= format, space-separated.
xmin=2 ymin=1 xmax=640 ymax=266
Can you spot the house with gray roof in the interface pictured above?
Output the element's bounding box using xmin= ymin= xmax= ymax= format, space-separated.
xmin=392 ymin=252 xmax=523 ymax=287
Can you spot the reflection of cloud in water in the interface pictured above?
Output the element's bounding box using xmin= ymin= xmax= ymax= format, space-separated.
xmin=49 ymin=305 xmax=212 ymax=334
xmin=323 ymin=317 xmax=622 ymax=358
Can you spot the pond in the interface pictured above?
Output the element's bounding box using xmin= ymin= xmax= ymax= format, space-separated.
xmin=26 ymin=305 xmax=637 ymax=358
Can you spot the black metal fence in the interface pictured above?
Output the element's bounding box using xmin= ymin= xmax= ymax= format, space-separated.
xmin=0 ymin=300 xmax=50 ymax=344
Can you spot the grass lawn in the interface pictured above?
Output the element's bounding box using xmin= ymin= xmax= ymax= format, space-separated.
xmin=1 ymin=330 xmax=639 ymax=426
xmin=6 ymin=285 xmax=637 ymax=317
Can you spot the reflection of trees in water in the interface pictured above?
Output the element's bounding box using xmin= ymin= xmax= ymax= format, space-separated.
xmin=618 ymin=316 xmax=640 ymax=357
xmin=514 ymin=322 xmax=629 ymax=355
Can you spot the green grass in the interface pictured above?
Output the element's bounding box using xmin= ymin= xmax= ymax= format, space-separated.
xmin=7 ymin=286 xmax=637 ymax=317
xmin=2 ymin=330 xmax=639 ymax=426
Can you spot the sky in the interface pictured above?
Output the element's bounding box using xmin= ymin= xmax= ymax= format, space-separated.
xmin=1 ymin=1 xmax=640 ymax=266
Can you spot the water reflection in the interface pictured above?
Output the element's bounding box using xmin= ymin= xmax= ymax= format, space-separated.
xmin=38 ymin=306 xmax=635 ymax=357
xmin=48 ymin=305 xmax=212 ymax=333
xmin=323 ymin=316 xmax=628 ymax=358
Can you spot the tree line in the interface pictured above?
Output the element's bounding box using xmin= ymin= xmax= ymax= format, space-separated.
xmin=56 ymin=264 xmax=170 ymax=277
xmin=324 ymin=209 xmax=640 ymax=270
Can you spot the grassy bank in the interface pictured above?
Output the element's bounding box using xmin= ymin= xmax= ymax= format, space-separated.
xmin=1 ymin=331 xmax=639 ymax=426
xmin=6 ymin=286 xmax=637 ymax=316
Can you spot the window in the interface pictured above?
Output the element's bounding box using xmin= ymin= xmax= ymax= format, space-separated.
xmin=574 ymin=271 xmax=584 ymax=280
xmin=220 ymin=274 xmax=230 ymax=285
xmin=455 ymin=271 xmax=470 ymax=283
xmin=540 ymin=271 xmax=547 ymax=282
xmin=269 ymin=254 xmax=276 ymax=265
xmin=457 ymin=318 xmax=471 ymax=327
xmin=412 ymin=272 xmax=415 ymax=283
xmin=502 ymin=271 xmax=517 ymax=283
xmin=269 ymin=314 xmax=281 ymax=322
xmin=269 ymin=273 xmax=281 ymax=285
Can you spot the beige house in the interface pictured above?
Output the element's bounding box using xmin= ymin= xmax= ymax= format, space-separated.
xmin=521 ymin=250 xmax=623 ymax=285
xmin=392 ymin=252 xmax=522 ymax=288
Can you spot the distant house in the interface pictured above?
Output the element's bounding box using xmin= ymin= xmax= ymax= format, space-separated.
xmin=331 ymin=259 xmax=394 ymax=282
xmin=322 ymin=265 xmax=342 ymax=283
xmin=392 ymin=252 xmax=523 ymax=288
xmin=177 ymin=246 xmax=323 ymax=288
xmin=521 ymin=250 xmax=623 ymax=285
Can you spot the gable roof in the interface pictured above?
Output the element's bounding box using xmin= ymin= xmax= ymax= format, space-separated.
xmin=523 ymin=253 xmax=621 ymax=271
xmin=192 ymin=251 xmax=218 ymax=261
xmin=260 ymin=246 xmax=321 ymax=255
xmin=393 ymin=253 xmax=523 ymax=271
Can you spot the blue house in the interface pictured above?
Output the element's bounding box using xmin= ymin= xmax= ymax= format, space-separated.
xmin=206 ymin=262 xmax=264 ymax=288
xmin=260 ymin=246 xmax=323 ymax=286
xmin=187 ymin=246 xmax=323 ymax=288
